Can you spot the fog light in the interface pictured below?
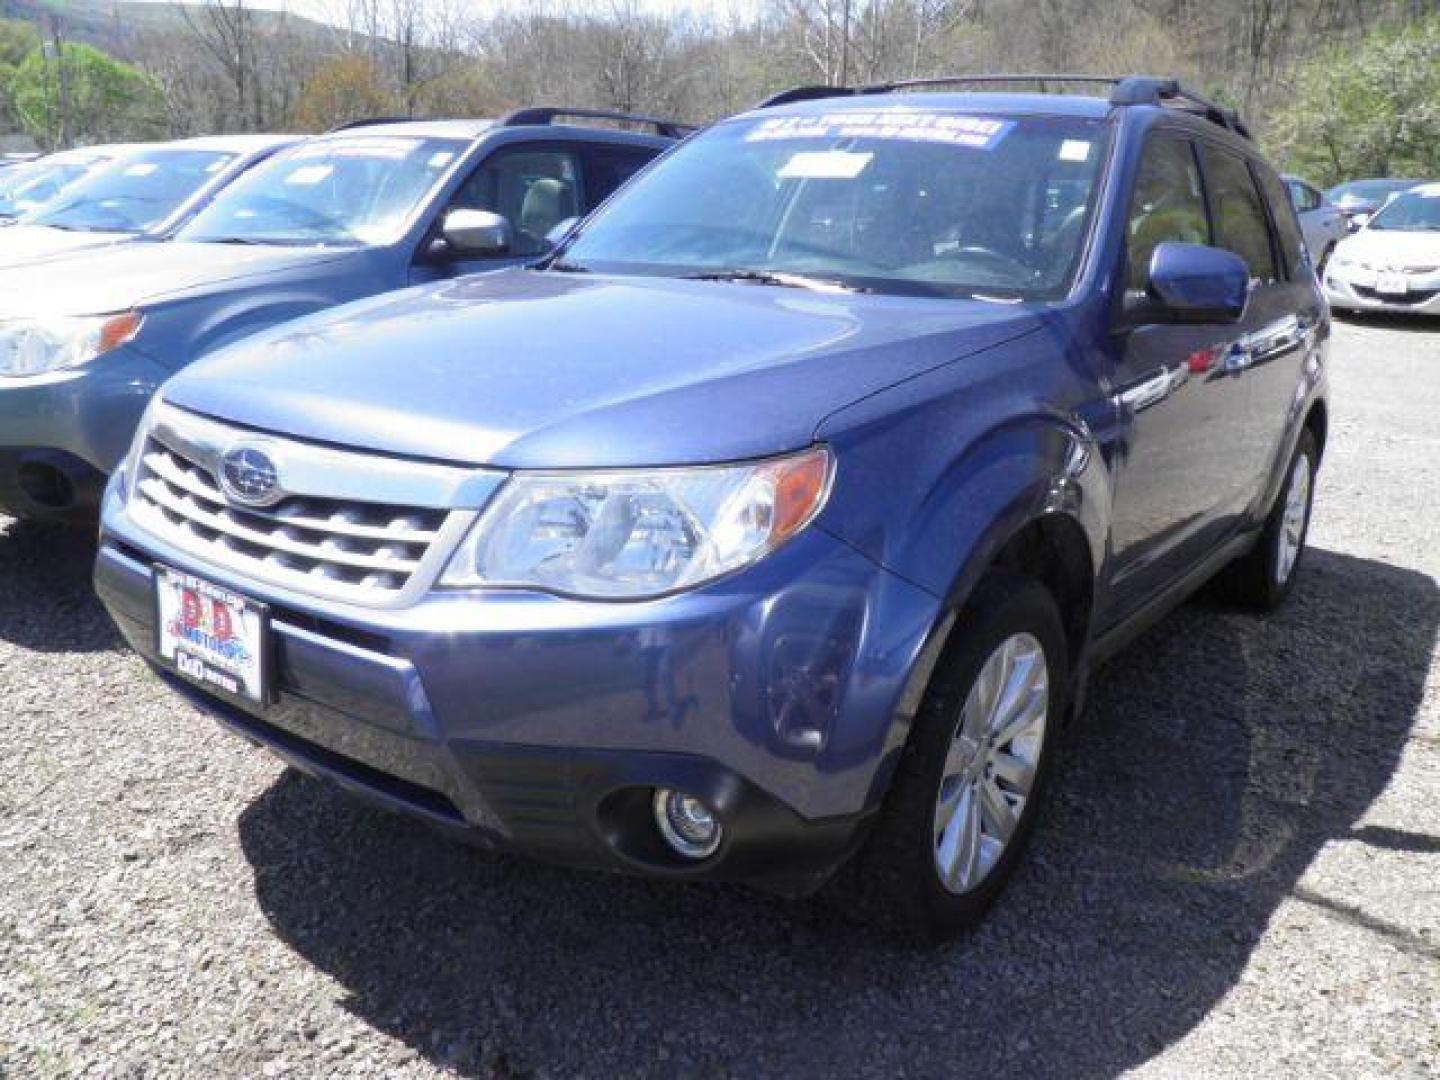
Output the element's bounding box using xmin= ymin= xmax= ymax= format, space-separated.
xmin=653 ymin=789 xmax=722 ymax=859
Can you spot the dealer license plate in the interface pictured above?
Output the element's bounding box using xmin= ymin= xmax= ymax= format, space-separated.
xmin=155 ymin=565 xmax=270 ymax=705
xmin=1376 ymin=272 xmax=1409 ymax=295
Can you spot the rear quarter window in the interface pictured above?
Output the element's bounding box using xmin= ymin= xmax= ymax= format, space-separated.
xmin=1257 ymin=166 xmax=1308 ymax=277
xmin=1199 ymin=144 xmax=1280 ymax=284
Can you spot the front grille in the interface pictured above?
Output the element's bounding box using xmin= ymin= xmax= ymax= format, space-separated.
xmin=132 ymin=436 xmax=449 ymax=600
xmin=1352 ymin=285 xmax=1440 ymax=306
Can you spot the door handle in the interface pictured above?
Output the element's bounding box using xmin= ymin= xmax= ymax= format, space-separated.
xmin=1119 ymin=366 xmax=1178 ymax=412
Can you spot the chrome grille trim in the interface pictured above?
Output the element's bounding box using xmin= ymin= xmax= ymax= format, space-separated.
xmin=127 ymin=401 xmax=504 ymax=609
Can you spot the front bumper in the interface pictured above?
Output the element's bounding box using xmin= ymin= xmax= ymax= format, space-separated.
xmin=0 ymin=345 xmax=167 ymax=518
xmin=96 ymin=487 xmax=944 ymax=894
xmin=1323 ymin=270 xmax=1440 ymax=314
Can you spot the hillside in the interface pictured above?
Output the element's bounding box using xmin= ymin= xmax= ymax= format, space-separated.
xmin=0 ymin=0 xmax=339 ymax=52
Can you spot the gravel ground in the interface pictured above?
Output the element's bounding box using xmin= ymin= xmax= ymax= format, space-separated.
xmin=1 ymin=316 xmax=1437 ymax=1079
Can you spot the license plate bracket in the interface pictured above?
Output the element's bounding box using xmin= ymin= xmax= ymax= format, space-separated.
xmin=154 ymin=564 xmax=272 ymax=706
xmin=1377 ymin=272 xmax=1409 ymax=295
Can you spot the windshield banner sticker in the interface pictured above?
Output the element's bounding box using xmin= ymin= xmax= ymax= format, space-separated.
xmin=746 ymin=113 xmax=1014 ymax=150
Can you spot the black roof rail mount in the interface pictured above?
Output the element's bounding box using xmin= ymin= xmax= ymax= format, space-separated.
xmin=499 ymin=106 xmax=697 ymax=140
xmin=1110 ymin=76 xmax=1251 ymax=139
xmin=325 ymin=116 xmax=417 ymax=133
xmin=754 ymin=73 xmax=1251 ymax=140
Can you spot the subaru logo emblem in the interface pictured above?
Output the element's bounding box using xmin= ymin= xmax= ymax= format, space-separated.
xmin=219 ymin=444 xmax=281 ymax=507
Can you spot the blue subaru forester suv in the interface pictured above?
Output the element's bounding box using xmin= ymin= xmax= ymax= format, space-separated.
xmin=95 ymin=78 xmax=1328 ymax=940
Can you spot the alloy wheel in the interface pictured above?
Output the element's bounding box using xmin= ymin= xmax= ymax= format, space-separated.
xmin=1275 ymin=451 xmax=1312 ymax=585
xmin=932 ymin=632 xmax=1049 ymax=894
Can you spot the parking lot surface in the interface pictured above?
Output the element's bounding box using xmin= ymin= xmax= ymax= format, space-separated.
xmin=2 ymin=316 xmax=1437 ymax=1078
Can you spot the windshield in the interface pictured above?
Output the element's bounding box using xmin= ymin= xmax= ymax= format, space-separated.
xmin=0 ymin=157 xmax=99 ymax=218
xmin=1326 ymin=180 xmax=1417 ymax=204
xmin=1368 ymin=189 xmax=1440 ymax=231
xmin=27 ymin=148 xmax=235 ymax=234
xmin=558 ymin=112 xmax=1108 ymax=299
xmin=179 ymin=136 xmax=464 ymax=247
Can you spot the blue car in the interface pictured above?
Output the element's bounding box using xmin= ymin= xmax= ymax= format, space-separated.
xmin=95 ymin=78 xmax=1328 ymax=940
xmin=0 ymin=110 xmax=683 ymax=521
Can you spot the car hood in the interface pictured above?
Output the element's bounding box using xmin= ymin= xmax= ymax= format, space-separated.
xmin=1338 ymin=229 xmax=1440 ymax=268
xmin=0 ymin=224 xmax=134 ymax=268
xmin=164 ymin=269 xmax=1045 ymax=470
xmin=0 ymin=241 xmax=356 ymax=317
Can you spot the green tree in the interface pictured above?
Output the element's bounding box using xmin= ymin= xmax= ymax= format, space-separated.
xmin=0 ymin=17 xmax=40 ymax=130
xmin=290 ymin=54 xmax=399 ymax=131
xmin=10 ymin=42 xmax=163 ymax=150
xmin=1267 ymin=17 xmax=1440 ymax=186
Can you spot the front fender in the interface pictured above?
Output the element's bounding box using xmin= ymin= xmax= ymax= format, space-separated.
xmin=134 ymin=254 xmax=395 ymax=373
xmin=815 ymin=396 xmax=1110 ymax=810
xmin=816 ymin=361 xmax=1109 ymax=606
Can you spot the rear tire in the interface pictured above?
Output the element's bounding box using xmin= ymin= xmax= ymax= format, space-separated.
xmin=1212 ymin=428 xmax=1317 ymax=611
xmin=837 ymin=571 xmax=1068 ymax=943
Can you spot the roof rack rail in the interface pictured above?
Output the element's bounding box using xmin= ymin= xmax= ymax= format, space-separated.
xmin=756 ymin=85 xmax=857 ymax=109
xmin=324 ymin=116 xmax=417 ymax=133
xmin=755 ymin=74 xmax=1251 ymax=140
xmin=498 ymin=106 xmax=696 ymax=140
xmin=866 ymin=74 xmax=1122 ymax=94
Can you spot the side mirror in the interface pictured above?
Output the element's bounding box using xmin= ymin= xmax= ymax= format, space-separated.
xmin=1140 ymin=241 xmax=1250 ymax=324
xmin=441 ymin=208 xmax=512 ymax=256
xmin=545 ymin=215 xmax=581 ymax=247
xmin=1350 ymin=212 xmax=1371 ymax=230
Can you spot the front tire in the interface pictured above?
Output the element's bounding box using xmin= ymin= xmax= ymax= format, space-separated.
xmin=839 ymin=572 xmax=1068 ymax=943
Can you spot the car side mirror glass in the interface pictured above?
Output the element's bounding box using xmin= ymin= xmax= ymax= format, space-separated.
xmin=441 ymin=208 xmax=512 ymax=256
xmin=1139 ymin=241 xmax=1250 ymax=324
xmin=545 ymin=215 xmax=581 ymax=247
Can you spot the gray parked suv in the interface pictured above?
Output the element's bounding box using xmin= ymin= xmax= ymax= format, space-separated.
xmin=0 ymin=109 xmax=686 ymax=522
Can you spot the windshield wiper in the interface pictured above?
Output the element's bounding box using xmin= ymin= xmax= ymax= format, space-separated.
xmin=548 ymin=259 xmax=591 ymax=273
xmin=682 ymin=268 xmax=869 ymax=294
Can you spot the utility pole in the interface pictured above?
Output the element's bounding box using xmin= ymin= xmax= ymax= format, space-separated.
xmin=45 ymin=15 xmax=70 ymax=149
xmin=839 ymin=0 xmax=852 ymax=85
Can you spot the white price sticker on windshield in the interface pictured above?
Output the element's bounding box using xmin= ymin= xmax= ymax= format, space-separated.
xmin=285 ymin=164 xmax=334 ymax=186
xmin=123 ymin=163 xmax=158 ymax=177
xmin=778 ymin=150 xmax=873 ymax=179
xmin=1058 ymin=140 xmax=1092 ymax=162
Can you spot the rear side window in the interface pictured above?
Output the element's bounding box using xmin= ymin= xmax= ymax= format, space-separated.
xmin=582 ymin=145 xmax=658 ymax=206
xmin=1286 ymin=179 xmax=1320 ymax=212
xmin=1126 ymin=133 xmax=1209 ymax=290
xmin=1258 ymin=167 xmax=1307 ymax=277
xmin=1200 ymin=145 xmax=1279 ymax=283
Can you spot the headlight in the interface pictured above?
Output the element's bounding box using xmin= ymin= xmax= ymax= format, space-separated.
xmin=0 ymin=311 xmax=143 ymax=377
xmin=439 ymin=446 xmax=833 ymax=599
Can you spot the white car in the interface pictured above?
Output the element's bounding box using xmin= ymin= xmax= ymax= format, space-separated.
xmin=0 ymin=145 xmax=132 ymax=223
xmin=0 ymin=134 xmax=295 ymax=269
xmin=1324 ymin=183 xmax=1440 ymax=316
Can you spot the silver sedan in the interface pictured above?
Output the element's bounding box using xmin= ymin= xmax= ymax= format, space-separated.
xmin=1284 ymin=175 xmax=1348 ymax=273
